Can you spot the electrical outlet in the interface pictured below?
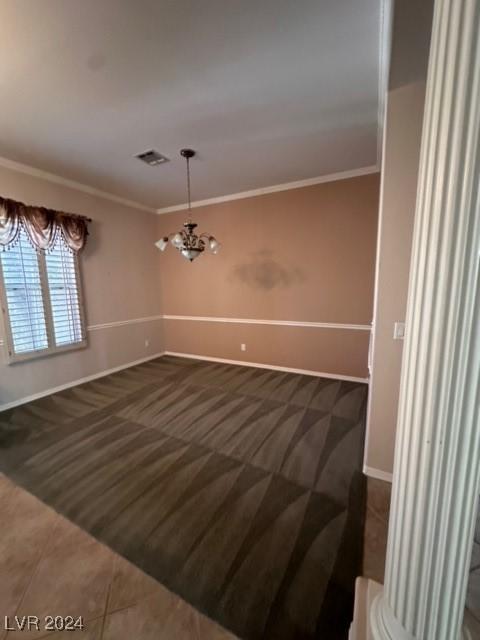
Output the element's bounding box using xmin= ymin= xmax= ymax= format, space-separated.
xmin=145 ymin=339 xmax=150 ymax=348
xmin=393 ymin=322 xmax=405 ymax=340
xmin=240 ymin=343 xmax=246 ymax=352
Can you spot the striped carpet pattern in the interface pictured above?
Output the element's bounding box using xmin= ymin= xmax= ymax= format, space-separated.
xmin=0 ymin=356 xmax=367 ymax=640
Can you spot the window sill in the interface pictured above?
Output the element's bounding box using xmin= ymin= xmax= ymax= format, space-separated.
xmin=3 ymin=339 xmax=88 ymax=365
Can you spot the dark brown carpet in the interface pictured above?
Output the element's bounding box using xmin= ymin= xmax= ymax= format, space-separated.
xmin=0 ymin=356 xmax=367 ymax=640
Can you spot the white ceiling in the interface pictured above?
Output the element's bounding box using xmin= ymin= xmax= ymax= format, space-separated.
xmin=0 ymin=0 xmax=382 ymax=209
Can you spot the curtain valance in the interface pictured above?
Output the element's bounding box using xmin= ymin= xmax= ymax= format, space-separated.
xmin=0 ymin=196 xmax=90 ymax=253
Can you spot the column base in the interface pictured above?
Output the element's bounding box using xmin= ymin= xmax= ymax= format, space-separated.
xmin=370 ymin=589 xmax=473 ymax=640
xmin=370 ymin=592 xmax=414 ymax=640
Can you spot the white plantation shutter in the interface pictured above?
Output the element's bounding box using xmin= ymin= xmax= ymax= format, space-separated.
xmin=0 ymin=227 xmax=86 ymax=362
xmin=0 ymin=230 xmax=48 ymax=355
xmin=45 ymin=239 xmax=84 ymax=347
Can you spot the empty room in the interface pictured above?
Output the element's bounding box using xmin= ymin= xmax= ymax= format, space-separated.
xmin=0 ymin=1 xmax=479 ymax=639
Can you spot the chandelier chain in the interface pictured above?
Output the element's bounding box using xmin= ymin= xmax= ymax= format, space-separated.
xmin=186 ymin=156 xmax=192 ymax=216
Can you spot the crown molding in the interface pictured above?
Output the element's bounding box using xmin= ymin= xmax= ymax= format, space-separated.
xmin=155 ymin=165 xmax=380 ymax=214
xmin=376 ymin=0 xmax=394 ymax=166
xmin=0 ymin=159 xmax=381 ymax=218
xmin=0 ymin=156 xmax=157 ymax=214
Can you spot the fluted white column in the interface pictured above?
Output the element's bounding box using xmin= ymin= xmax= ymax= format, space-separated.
xmin=370 ymin=0 xmax=480 ymax=639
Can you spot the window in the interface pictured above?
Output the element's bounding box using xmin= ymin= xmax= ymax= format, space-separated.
xmin=0 ymin=227 xmax=86 ymax=362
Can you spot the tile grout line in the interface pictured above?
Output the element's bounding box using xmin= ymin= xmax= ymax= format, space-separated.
xmin=30 ymin=538 xmax=156 ymax=639
xmin=5 ymin=508 xmax=59 ymax=640
xmin=98 ymin=548 xmax=119 ymax=640
xmin=365 ymin=504 xmax=390 ymax=527
xmin=7 ymin=508 xmax=107 ymax=640
xmin=97 ymin=556 xmax=166 ymax=638
xmin=104 ymin=591 xmax=164 ymax=618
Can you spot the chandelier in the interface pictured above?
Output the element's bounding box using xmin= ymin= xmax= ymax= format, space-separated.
xmin=155 ymin=149 xmax=220 ymax=262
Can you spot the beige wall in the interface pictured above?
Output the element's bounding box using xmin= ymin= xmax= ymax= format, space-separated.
xmin=365 ymin=82 xmax=426 ymax=476
xmin=158 ymin=173 xmax=380 ymax=379
xmin=0 ymin=165 xmax=164 ymax=406
xmin=364 ymin=0 xmax=433 ymax=477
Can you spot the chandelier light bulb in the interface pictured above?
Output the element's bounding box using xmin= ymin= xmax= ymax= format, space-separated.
xmin=181 ymin=248 xmax=203 ymax=261
xmin=155 ymin=237 xmax=168 ymax=251
xmin=171 ymin=232 xmax=183 ymax=247
xmin=209 ymin=237 xmax=220 ymax=254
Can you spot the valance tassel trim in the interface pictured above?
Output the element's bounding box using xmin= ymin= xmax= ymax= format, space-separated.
xmin=0 ymin=196 xmax=90 ymax=253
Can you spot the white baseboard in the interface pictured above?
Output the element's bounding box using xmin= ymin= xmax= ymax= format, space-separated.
xmin=349 ymin=577 xmax=384 ymax=640
xmin=363 ymin=465 xmax=393 ymax=483
xmin=0 ymin=351 xmax=166 ymax=411
xmin=1 ymin=349 xmax=369 ymax=412
xmin=164 ymin=351 xmax=369 ymax=383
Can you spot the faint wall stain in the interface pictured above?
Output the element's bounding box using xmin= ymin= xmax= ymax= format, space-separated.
xmin=87 ymin=52 xmax=107 ymax=71
xmin=231 ymin=250 xmax=304 ymax=291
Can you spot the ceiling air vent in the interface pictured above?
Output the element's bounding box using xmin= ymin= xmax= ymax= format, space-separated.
xmin=135 ymin=149 xmax=169 ymax=166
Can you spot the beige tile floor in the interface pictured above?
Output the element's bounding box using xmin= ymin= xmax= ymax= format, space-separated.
xmin=0 ymin=474 xmax=237 ymax=640
xmin=362 ymin=477 xmax=390 ymax=584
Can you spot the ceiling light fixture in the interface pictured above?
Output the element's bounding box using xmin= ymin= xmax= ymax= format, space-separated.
xmin=155 ymin=149 xmax=220 ymax=262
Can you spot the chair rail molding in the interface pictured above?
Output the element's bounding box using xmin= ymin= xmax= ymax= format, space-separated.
xmin=87 ymin=315 xmax=163 ymax=331
xmin=1 ymin=315 xmax=370 ymax=347
xmin=163 ymin=315 xmax=371 ymax=331
xmin=369 ymin=0 xmax=480 ymax=639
